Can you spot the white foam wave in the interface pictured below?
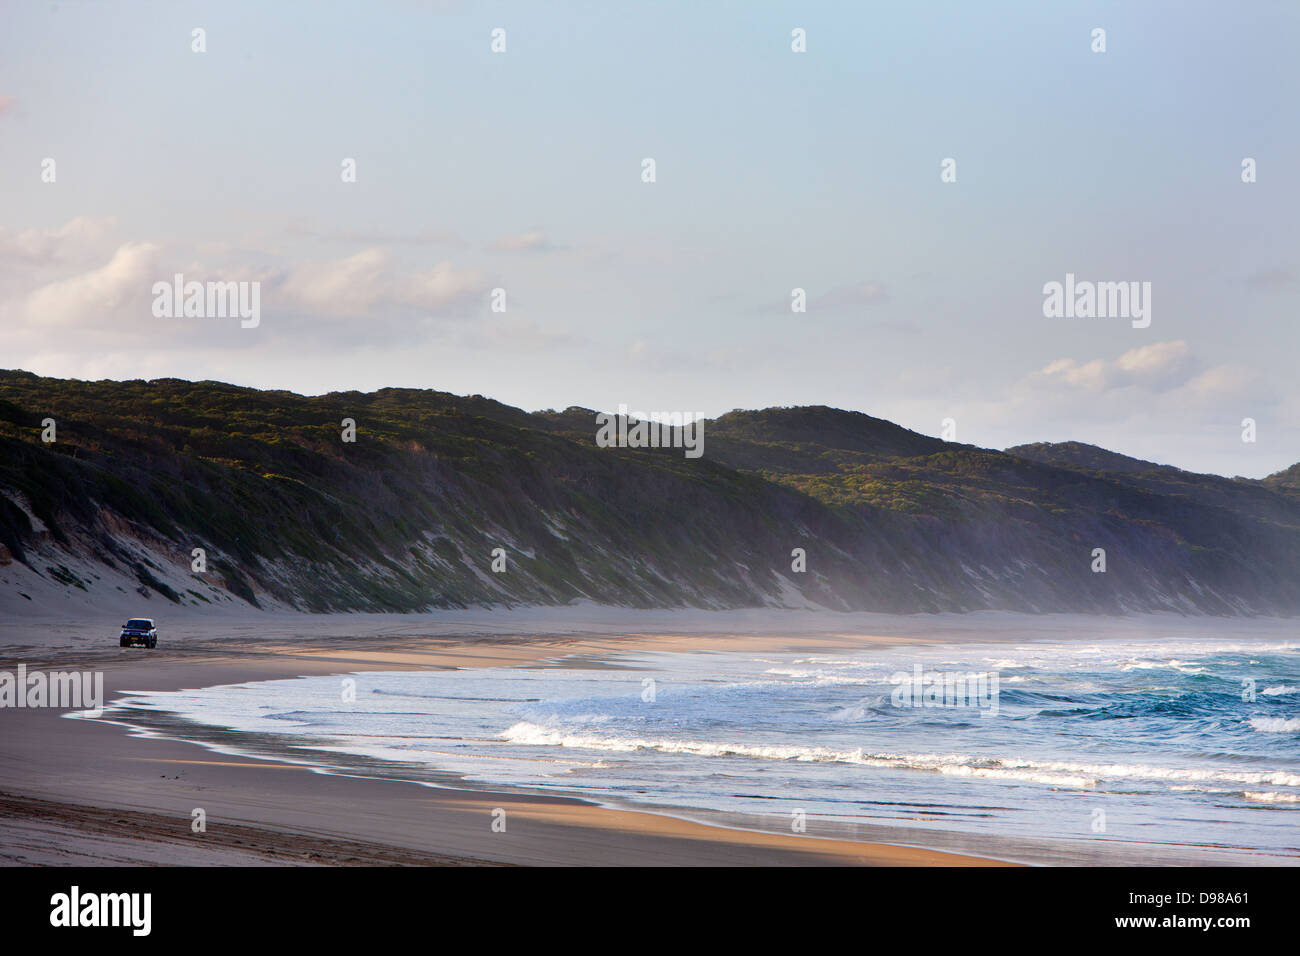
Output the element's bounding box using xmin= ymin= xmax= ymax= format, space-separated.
xmin=1249 ymin=717 xmax=1300 ymax=733
xmin=761 ymin=667 xmax=883 ymax=685
xmin=1120 ymin=659 xmax=1209 ymax=675
xmin=1243 ymin=791 xmax=1300 ymax=804
xmin=501 ymin=721 xmax=1300 ymax=791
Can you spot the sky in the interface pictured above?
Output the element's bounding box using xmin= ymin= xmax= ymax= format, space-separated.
xmin=1 ymin=0 xmax=1297 ymax=477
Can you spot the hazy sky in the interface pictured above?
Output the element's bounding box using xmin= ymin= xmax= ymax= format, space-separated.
xmin=1 ymin=1 xmax=1297 ymax=477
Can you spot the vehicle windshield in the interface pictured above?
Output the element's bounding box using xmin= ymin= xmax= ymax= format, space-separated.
xmin=125 ymin=620 xmax=152 ymax=629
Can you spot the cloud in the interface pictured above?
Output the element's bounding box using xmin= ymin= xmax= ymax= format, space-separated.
xmin=1036 ymin=356 xmax=1109 ymax=390
xmin=0 ymin=220 xmax=491 ymax=355
xmin=1032 ymin=340 xmax=1190 ymax=392
xmin=874 ymin=338 xmax=1282 ymax=477
xmin=960 ymin=342 xmax=1273 ymax=451
xmin=486 ymin=232 xmax=555 ymax=253
xmin=272 ymin=247 xmax=485 ymax=317
xmin=1175 ymin=364 xmax=1258 ymax=404
xmin=21 ymin=241 xmax=160 ymax=326
xmin=0 ymin=217 xmax=118 ymax=268
xmin=1114 ymin=339 xmax=1190 ymax=382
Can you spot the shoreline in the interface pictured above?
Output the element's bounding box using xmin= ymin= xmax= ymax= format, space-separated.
xmin=3 ymin=609 xmax=1297 ymax=866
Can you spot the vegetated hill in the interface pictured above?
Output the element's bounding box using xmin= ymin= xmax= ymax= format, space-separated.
xmin=1006 ymin=441 xmax=1171 ymax=475
xmin=1 ymin=370 xmax=1298 ymax=617
xmin=1263 ymin=462 xmax=1300 ymax=493
xmin=704 ymin=406 xmax=949 ymax=475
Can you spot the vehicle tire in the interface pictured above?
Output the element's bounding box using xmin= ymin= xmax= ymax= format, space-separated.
xmin=148 ymin=637 xmax=156 ymax=649
xmin=120 ymin=637 xmax=127 ymax=647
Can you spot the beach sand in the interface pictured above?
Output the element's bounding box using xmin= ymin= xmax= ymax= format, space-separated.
xmin=1 ymin=606 xmax=1294 ymax=866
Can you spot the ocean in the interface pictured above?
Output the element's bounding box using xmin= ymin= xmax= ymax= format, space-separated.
xmin=95 ymin=634 xmax=1300 ymax=859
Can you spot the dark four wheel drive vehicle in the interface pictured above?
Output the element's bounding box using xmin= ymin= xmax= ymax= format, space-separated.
xmin=119 ymin=618 xmax=158 ymax=649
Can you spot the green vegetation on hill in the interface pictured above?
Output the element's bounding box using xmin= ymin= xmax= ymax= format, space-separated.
xmin=1 ymin=370 xmax=1298 ymax=615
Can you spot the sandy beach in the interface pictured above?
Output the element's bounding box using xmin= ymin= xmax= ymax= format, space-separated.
xmin=2 ymin=607 xmax=1296 ymax=866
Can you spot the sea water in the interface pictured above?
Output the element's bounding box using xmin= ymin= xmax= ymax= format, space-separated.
xmin=100 ymin=635 xmax=1300 ymax=855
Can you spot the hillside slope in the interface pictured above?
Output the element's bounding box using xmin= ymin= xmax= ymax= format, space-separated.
xmin=2 ymin=371 xmax=1298 ymax=616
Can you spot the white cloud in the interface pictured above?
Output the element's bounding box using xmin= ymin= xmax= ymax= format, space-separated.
xmin=0 ymin=220 xmax=493 ymax=358
xmin=1036 ymin=356 xmax=1109 ymax=390
xmin=1173 ymin=364 xmax=1257 ymax=404
xmin=0 ymin=217 xmax=118 ymax=268
xmin=273 ymin=247 xmax=484 ymax=316
xmin=21 ymin=241 xmax=159 ymax=326
xmin=1031 ymin=340 xmax=1191 ymax=393
xmin=1115 ymin=339 xmax=1189 ymax=379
